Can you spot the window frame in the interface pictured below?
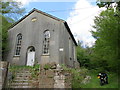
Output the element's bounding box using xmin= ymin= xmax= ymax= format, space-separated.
xmin=42 ymin=30 xmax=50 ymax=55
xmin=14 ymin=33 xmax=22 ymax=56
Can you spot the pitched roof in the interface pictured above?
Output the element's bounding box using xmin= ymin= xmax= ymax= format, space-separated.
xmin=9 ymin=8 xmax=77 ymax=46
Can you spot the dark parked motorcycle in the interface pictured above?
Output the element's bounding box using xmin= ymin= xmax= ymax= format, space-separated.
xmin=97 ymin=73 xmax=108 ymax=86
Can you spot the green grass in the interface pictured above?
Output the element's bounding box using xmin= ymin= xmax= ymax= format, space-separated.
xmin=80 ymin=70 xmax=118 ymax=88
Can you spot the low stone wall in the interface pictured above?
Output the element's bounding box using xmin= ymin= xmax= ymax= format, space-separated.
xmin=28 ymin=64 xmax=72 ymax=88
xmin=0 ymin=61 xmax=9 ymax=89
xmin=37 ymin=69 xmax=72 ymax=88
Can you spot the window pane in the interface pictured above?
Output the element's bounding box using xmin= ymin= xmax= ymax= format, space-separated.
xmin=15 ymin=34 xmax=22 ymax=55
xmin=43 ymin=30 xmax=50 ymax=54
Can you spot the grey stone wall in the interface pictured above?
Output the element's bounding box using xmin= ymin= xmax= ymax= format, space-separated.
xmin=59 ymin=22 xmax=77 ymax=67
xmin=6 ymin=65 xmax=72 ymax=88
xmin=7 ymin=11 xmax=61 ymax=65
xmin=38 ymin=68 xmax=71 ymax=88
xmin=7 ymin=10 xmax=78 ymax=67
xmin=0 ymin=61 xmax=9 ymax=89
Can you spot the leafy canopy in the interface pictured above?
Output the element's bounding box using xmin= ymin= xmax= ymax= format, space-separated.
xmin=1 ymin=0 xmax=25 ymax=60
xmin=91 ymin=9 xmax=119 ymax=72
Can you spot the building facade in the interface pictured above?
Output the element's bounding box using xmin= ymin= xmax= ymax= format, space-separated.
xmin=7 ymin=9 xmax=79 ymax=68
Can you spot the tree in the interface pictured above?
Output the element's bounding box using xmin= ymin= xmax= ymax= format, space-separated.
xmin=96 ymin=0 xmax=120 ymax=10
xmin=77 ymin=41 xmax=91 ymax=68
xmin=1 ymin=15 xmax=14 ymax=60
xmin=0 ymin=0 xmax=25 ymax=60
xmin=91 ymin=9 xmax=119 ymax=72
xmin=0 ymin=0 xmax=25 ymax=20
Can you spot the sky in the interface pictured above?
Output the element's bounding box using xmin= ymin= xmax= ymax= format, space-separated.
xmin=16 ymin=0 xmax=105 ymax=47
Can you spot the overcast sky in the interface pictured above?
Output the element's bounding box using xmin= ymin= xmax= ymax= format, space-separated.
xmin=16 ymin=0 xmax=105 ymax=47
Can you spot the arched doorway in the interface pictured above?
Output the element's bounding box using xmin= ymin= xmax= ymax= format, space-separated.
xmin=26 ymin=46 xmax=35 ymax=66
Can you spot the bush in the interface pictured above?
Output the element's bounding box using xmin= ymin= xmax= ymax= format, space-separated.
xmin=43 ymin=64 xmax=51 ymax=70
xmin=31 ymin=64 xmax=40 ymax=78
xmin=60 ymin=65 xmax=88 ymax=88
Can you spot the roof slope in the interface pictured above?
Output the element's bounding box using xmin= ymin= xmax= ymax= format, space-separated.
xmin=9 ymin=8 xmax=77 ymax=46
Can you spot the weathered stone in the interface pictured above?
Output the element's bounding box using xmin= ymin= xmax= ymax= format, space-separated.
xmin=55 ymin=79 xmax=64 ymax=84
xmin=54 ymin=73 xmax=66 ymax=88
xmin=44 ymin=85 xmax=53 ymax=88
xmin=46 ymin=70 xmax=54 ymax=77
xmin=6 ymin=67 xmax=72 ymax=88
xmin=49 ymin=62 xmax=57 ymax=69
xmin=54 ymin=83 xmax=65 ymax=88
xmin=81 ymin=75 xmax=91 ymax=84
xmin=65 ymin=83 xmax=71 ymax=88
xmin=56 ymin=64 xmax=62 ymax=70
xmin=39 ymin=70 xmax=46 ymax=76
xmin=54 ymin=74 xmax=65 ymax=80
xmin=39 ymin=84 xmax=45 ymax=88
xmin=39 ymin=77 xmax=54 ymax=85
xmin=0 ymin=61 xmax=9 ymax=89
xmin=0 ymin=61 xmax=9 ymax=69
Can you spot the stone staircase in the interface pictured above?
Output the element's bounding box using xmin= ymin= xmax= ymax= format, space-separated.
xmin=7 ymin=69 xmax=35 ymax=88
xmin=5 ymin=64 xmax=72 ymax=88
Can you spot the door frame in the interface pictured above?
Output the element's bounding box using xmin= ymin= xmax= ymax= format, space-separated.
xmin=26 ymin=46 xmax=35 ymax=66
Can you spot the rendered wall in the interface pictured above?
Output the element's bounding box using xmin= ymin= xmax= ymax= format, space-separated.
xmin=7 ymin=11 xmax=77 ymax=67
xmin=7 ymin=11 xmax=60 ymax=65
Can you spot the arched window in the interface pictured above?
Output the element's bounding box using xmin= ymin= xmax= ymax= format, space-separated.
xmin=15 ymin=33 xmax=22 ymax=56
xmin=43 ymin=30 xmax=50 ymax=54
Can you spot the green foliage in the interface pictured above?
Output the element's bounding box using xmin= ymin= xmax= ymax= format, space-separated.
xmin=96 ymin=1 xmax=113 ymax=9
xmin=71 ymin=68 xmax=88 ymax=88
xmin=1 ymin=0 xmax=25 ymax=60
xmin=9 ymin=64 xmax=40 ymax=79
xmin=9 ymin=65 xmax=33 ymax=72
xmin=96 ymin=1 xmax=120 ymax=11
xmin=1 ymin=0 xmax=25 ymax=20
xmin=45 ymin=63 xmax=118 ymax=88
xmin=1 ymin=15 xmax=13 ymax=60
xmin=8 ymin=65 xmax=33 ymax=83
xmin=61 ymin=65 xmax=88 ymax=88
xmin=91 ymin=9 xmax=119 ymax=72
xmin=76 ymin=45 xmax=91 ymax=68
xmin=80 ymin=70 xmax=118 ymax=88
xmin=43 ymin=64 xmax=51 ymax=70
xmin=31 ymin=64 xmax=40 ymax=78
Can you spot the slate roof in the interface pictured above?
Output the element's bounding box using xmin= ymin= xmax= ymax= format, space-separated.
xmin=9 ymin=8 xmax=77 ymax=46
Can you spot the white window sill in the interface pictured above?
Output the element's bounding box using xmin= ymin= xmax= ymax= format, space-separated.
xmin=41 ymin=54 xmax=50 ymax=56
xmin=13 ymin=55 xmax=20 ymax=57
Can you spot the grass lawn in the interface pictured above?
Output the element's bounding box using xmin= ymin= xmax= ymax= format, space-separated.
xmin=80 ymin=70 xmax=119 ymax=88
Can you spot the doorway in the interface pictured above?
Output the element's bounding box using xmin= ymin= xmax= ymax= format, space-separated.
xmin=26 ymin=46 xmax=35 ymax=66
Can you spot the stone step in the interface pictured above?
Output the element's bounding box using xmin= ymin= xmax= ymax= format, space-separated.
xmin=14 ymin=77 xmax=30 ymax=80
xmin=13 ymin=80 xmax=33 ymax=83
xmin=8 ymin=82 xmax=30 ymax=86
xmin=16 ymin=71 xmax=31 ymax=74
xmin=15 ymin=75 xmax=30 ymax=77
xmin=14 ymin=68 xmax=31 ymax=71
xmin=10 ymin=85 xmax=32 ymax=88
xmin=7 ymin=68 xmax=39 ymax=88
xmin=15 ymin=74 xmax=31 ymax=77
xmin=13 ymin=79 xmax=33 ymax=82
xmin=16 ymin=69 xmax=31 ymax=72
xmin=17 ymin=72 xmax=31 ymax=74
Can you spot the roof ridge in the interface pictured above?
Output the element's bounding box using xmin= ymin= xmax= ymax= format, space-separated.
xmin=32 ymin=8 xmax=65 ymax=22
xmin=9 ymin=8 xmax=65 ymax=29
